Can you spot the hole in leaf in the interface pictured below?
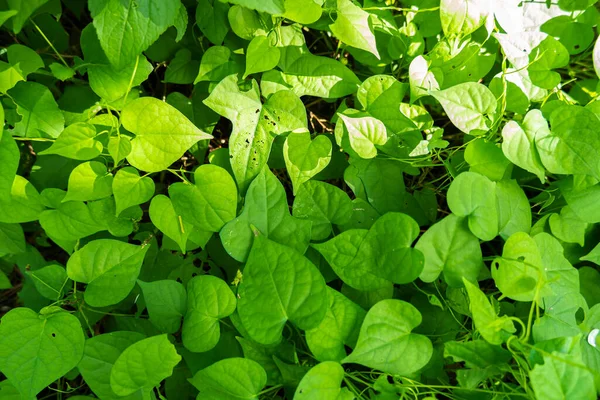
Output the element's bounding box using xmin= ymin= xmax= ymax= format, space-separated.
xmin=191 ymin=273 xmax=198 ymax=277
xmin=575 ymin=44 xmax=580 ymax=49
xmin=51 ymin=333 xmax=56 ymax=337
xmin=386 ymin=375 xmax=394 ymax=384
xmin=576 ymin=307 xmax=585 ymax=324
xmin=517 ymin=256 xmax=525 ymax=261
xmin=176 ymin=278 xmax=183 ymax=283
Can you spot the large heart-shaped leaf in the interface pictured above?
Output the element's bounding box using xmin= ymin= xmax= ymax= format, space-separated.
xmin=342 ymin=299 xmax=433 ymax=375
xmin=66 ymin=239 xmax=150 ymax=307
xmin=121 ymin=97 xmax=213 ymax=172
xmin=182 ymin=275 xmax=236 ymax=352
xmin=189 ymin=358 xmax=267 ymax=400
xmin=237 ymin=234 xmax=328 ymax=345
xmin=0 ymin=307 xmax=85 ymax=398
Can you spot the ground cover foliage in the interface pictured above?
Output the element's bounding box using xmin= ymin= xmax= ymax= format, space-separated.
xmin=1 ymin=0 xmax=600 ymax=399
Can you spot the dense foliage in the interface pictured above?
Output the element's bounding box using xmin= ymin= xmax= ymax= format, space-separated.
xmin=1 ymin=0 xmax=600 ymax=399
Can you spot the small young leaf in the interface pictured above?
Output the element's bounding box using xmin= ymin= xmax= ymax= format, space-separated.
xmin=66 ymin=239 xmax=150 ymax=307
xmin=149 ymin=195 xmax=193 ymax=253
xmin=440 ymin=0 xmax=491 ymax=37
xmin=196 ymin=0 xmax=230 ymax=45
xmin=182 ymin=275 xmax=236 ymax=352
xmin=447 ymin=171 xmax=498 ymax=241
xmin=337 ymin=114 xmax=388 ymax=159
xmin=284 ymin=132 xmax=332 ymax=194
xmin=113 ymin=167 xmax=155 ymax=216
xmin=110 ymin=334 xmax=181 ymax=396
xmin=63 ymin=161 xmax=113 ymax=203
xmin=342 ymin=299 xmax=433 ymax=376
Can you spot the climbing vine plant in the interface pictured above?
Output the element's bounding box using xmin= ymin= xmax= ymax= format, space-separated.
xmin=1 ymin=0 xmax=600 ymax=399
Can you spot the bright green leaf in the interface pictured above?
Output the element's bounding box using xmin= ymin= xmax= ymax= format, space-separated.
xmin=63 ymin=161 xmax=113 ymax=203
xmin=284 ymin=132 xmax=332 ymax=195
xmin=138 ymin=280 xmax=186 ymax=334
xmin=149 ymin=194 xmax=192 ymax=254
xmin=330 ymin=0 xmax=379 ymax=59
xmin=39 ymin=123 xmax=103 ymax=160
xmin=294 ymin=361 xmax=354 ymax=400
xmin=244 ymin=35 xmax=281 ymax=78
xmin=113 ymin=167 xmax=155 ymax=216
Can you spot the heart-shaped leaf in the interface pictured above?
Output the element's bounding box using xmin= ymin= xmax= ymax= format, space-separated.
xmin=284 ymin=131 xmax=332 ymax=194
xmin=113 ymin=167 xmax=155 ymax=216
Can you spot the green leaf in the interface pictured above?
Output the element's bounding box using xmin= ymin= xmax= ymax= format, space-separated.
xmin=342 ymin=299 xmax=433 ymax=376
xmin=244 ymin=35 xmax=281 ymax=78
xmin=463 ymin=278 xmax=516 ymax=345
xmin=0 ymin=176 xmax=45 ymax=223
xmin=138 ymin=280 xmax=186 ymax=334
xmin=549 ymin=206 xmax=588 ymax=246
xmin=63 ymin=161 xmax=113 ymax=203
xmin=541 ymin=16 xmax=594 ymax=55
xmin=220 ymin=167 xmax=311 ymax=262
xmin=282 ymin=0 xmax=322 ymax=24
xmin=440 ymin=0 xmax=491 ymax=37
xmin=0 ymin=129 xmax=19 ymax=202
xmin=39 ymin=201 xmax=104 ymax=244
xmin=294 ymin=361 xmax=354 ymax=400
xmin=165 ymin=49 xmax=200 ymax=84
xmin=49 ymin=63 xmax=75 ymax=81
xmin=530 ymin=342 xmax=597 ymax=400
xmin=149 ymin=195 xmax=192 ymax=253
xmin=66 ymin=239 xmax=150 ymax=307
xmin=27 ymin=264 xmax=69 ymax=300
xmin=228 ymin=0 xmax=284 ymax=14
xmin=80 ymin=25 xmax=153 ymax=103
xmin=89 ymin=0 xmax=181 ymax=68
xmin=495 ymin=179 xmax=532 ymax=239
xmin=121 ymin=97 xmax=213 ymax=172
xmin=337 ymin=114 xmax=388 ymax=159
xmin=110 ymin=334 xmax=181 ymax=396
xmin=204 ymin=75 xmax=307 ymax=192
xmin=8 ymin=81 xmax=64 ymax=138
xmin=195 ymin=46 xmax=243 ymax=84
xmin=330 ymin=0 xmax=379 ymax=59
xmin=237 ymin=235 xmax=328 ymax=345
xmin=492 ymin=232 xmax=543 ymax=302
xmin=305 ymin=288 xmax=366 ymax=362
xmin=535 ymin=105 xmax=600 ymax=179
xmin=501 ymin=110 xmax=547 ymax=183
xmin=447 ymin=171 xmax=498 ymax=241
xmin=464 ymin=139 xmax=511 ymax=181
xmin=430 ymin=82 xmax=497 ymax=135
xmin=495 ymin=32 xmax=569 ymax=90
xmin=169 ymin=164 xmax=237 ymax=232
xmin=0 ymin=307 xmax=85 ymax=398
xmin=108 ymin=135 xmax=132 ymax=165
xmin=113 ymin=167 xmax=155 ymax=216
xmin=5 ymin=44 xmax=44 ymax=77
xmin=189 ymin=357 xmax=267 ymax=400
xmin=38 ymin=123 xmax=103 ymax=160
xmin=182 ymin=275 xmax=236 ymax=352
xmin=292 ymin=180 xmax=353 ymax=241
xmin=284 ymin=132 xmax=332 ymax=195
xmin=416 ymin=214 xmax=483 ymax=287
xmin=196 ymin=0 xmax=230 ymax=45
xmin=444 ymin=340 xmax=512 ymax=369
xmin=6 ymin=0 xmax=48 ymax=33
xmin=78 ymin=331 xmax=145 ymax=400
xmin=0 ymin=222 xmax=25 ymax=254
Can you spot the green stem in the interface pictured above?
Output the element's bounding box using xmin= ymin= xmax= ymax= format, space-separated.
xmin=30 ymin=19 xmax=69 ymax=68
